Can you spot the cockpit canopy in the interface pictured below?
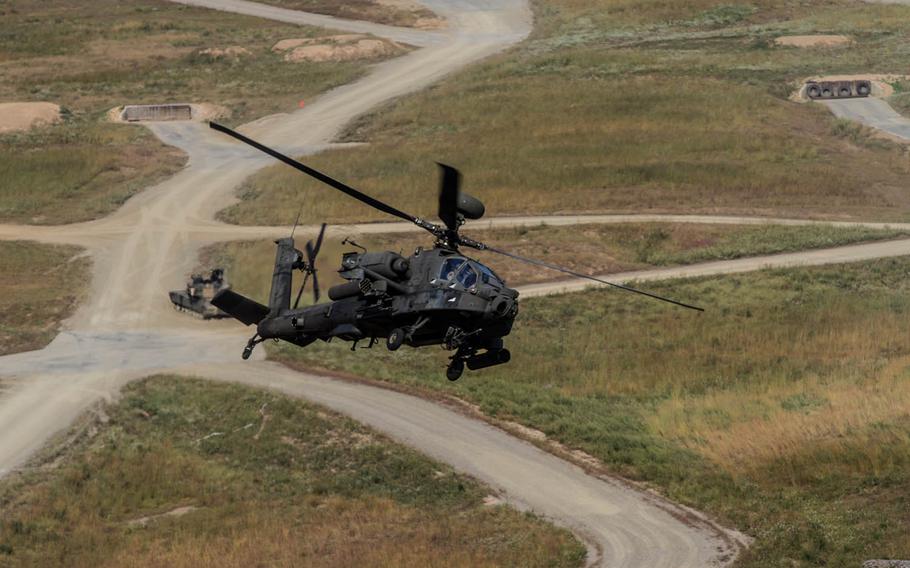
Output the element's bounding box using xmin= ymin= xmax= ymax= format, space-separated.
xmin=439 ymin=257 xmax=504 ymax=288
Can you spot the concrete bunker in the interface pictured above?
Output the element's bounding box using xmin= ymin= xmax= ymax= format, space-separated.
xmin=122 ymin=104 xmax=193 ymax=122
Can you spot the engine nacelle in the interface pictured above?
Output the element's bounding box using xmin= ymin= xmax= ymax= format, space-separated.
xmin=339 ymin=251 xmax=410 ymax=281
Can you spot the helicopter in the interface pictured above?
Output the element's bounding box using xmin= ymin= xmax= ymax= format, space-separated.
xmin=208 ymin=122 xmax=703 ymax=380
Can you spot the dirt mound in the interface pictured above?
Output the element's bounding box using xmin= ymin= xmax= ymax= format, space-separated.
xmin=198 ymin=46 xmax=250 ymax=59
xmin=775 ymin=35 xmax=850 ymax=48
xmin=0 ymin=102 xmax=61 ymax=133
xmin=272 ymin=35 xmax=404 ymax=63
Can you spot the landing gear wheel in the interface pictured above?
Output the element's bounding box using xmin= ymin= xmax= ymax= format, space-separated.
xmin=386 ymin=328 xmax=405 ymax=351
xmin=446 ymin=360 xmax=464 ymax=382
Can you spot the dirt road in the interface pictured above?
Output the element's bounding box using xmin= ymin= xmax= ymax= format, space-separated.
xmin=4 ymin=0 xmax=910 ymax=565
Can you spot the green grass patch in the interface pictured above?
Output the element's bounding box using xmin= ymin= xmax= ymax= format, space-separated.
xmin=0 ymin=241 xmax=89 ymax=355
xmin=0 ymin=376 xmax=585 ymax=567
xmin=266 ymin=257 xmax=910 ymax=566
xmin=0 ymin=119 xmax=184 ymax=224
xmin=225 ymin=0 xmax=910 ymax=225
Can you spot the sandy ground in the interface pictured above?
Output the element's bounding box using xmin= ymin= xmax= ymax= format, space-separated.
xmin=0 ymin=102 xmax=61 ymax=133
xmin=774 ymin=34 xmax=850 ymax=47
xmin=8 ymin=0 xmax=910 ymax=565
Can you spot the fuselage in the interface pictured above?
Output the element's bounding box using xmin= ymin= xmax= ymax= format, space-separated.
xmin=257 ymin=245 xmax=520 ymax=350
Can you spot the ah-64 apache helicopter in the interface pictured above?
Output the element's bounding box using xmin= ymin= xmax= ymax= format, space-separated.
xmin=208 ymin=122 xmax=703 ymax=380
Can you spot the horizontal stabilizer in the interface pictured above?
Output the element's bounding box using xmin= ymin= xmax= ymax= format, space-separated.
xmin=211 ymin=290 xmax=269 ymax=326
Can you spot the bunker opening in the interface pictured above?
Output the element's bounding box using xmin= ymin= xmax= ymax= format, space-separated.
xmin=122 ymin=104 xmax=193 ymax=122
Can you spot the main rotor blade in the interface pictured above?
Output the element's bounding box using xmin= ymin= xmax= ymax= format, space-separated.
xmin=437 ymin=163 xmax=460 ymax=231
xmin=210 ymin=122 xmax=418 ymax=224
xmin=466 ymin=241 xmax=704 ymax=312
xmin=312 ymin=270 xmax=321 ymax=304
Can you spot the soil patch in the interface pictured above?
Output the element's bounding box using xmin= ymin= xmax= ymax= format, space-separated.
xmin=198 ymin=46 xmax=251 ymax=59
xmin=272 ymin=34 xmax=405 ymax=63
xmin=775 ymin=35 xmax=850 ymax=48
xmin=0 ymin=102 xmax=61 ymax=133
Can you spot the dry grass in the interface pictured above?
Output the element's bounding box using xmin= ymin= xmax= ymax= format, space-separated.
xmin=254 ymin=0 xmax=440 ymax=28
xmin=0 ymin=0 xmax=384 ymax=224
xmin=0 ymin=0 xmax=378 ymax=122
xmin=264 ymin=257 xmax=910 ymax=566
xmin=0 ymin=241 xmax=89 ymax=355
xmin=223 ymin=0 xmax=910 ymax=226
xmin=0 ymin=377 xmax=584 ymax=567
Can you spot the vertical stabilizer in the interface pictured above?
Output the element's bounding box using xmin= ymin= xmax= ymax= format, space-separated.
xmin=269 ymin=237 xmax=299 ymax=315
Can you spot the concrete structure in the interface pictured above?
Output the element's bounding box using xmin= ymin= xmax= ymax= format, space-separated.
xmin=122 ymin=104 xmax=192 ymax=122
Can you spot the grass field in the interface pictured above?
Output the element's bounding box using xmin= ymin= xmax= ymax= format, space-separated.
xmin=264 ymin=257 xmax=910 ymax=566
xmin=200 ymin=222 xmax=909 ymax=305
xmin=223 ymin=0 xmax=910 ymax=226
xmin=0 ymin=241 xmax=89 ymax=356
xmin=0 ymin=0 xmax=384 ymax=224
xmin=0 ymin=376 xmax=584 ymax=567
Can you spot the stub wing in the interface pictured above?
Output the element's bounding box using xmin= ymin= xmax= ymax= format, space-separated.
xmin=211 ymin=289 xmax=269 ymax=326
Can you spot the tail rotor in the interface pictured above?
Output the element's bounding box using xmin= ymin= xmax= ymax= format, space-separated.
xmin=293 ymin=223 xmax=327 ymax=309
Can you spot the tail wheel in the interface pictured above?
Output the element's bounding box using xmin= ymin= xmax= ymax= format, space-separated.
xmin=446 ymin=359 xmax=465 ymax=381
xmin=386 ymin=328 xmax=405 ymax=351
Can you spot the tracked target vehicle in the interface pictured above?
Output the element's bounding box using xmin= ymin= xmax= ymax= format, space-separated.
xmin=169 ymin=268 xmax=230 ymax=319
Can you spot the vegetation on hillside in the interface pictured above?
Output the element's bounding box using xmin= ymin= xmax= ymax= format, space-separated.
xmin=0 ymin=0 xmax=381 ymax=224
xmin=267 ymin=257 xmax=910 ymax=566
xmin=254 ymin=0 xmax=439 ymax=27
xmin=224 ymin=0 xmax=910 ymax=225
xmin=0 ymin=377 xmax=584 ymax=567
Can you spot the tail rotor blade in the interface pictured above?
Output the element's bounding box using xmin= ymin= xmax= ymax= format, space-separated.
xmin=312 ymin=271 xmax=321 ymax=304
xmin=437 ymin=163 xmax=460 ymax=231
xmin=292 ymin=271 xmax=310 ymax=310
xmin=305 ymin=237 xmax=321 ymax=304
xmin=312 ymin=223 xmax=327 ymax=258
